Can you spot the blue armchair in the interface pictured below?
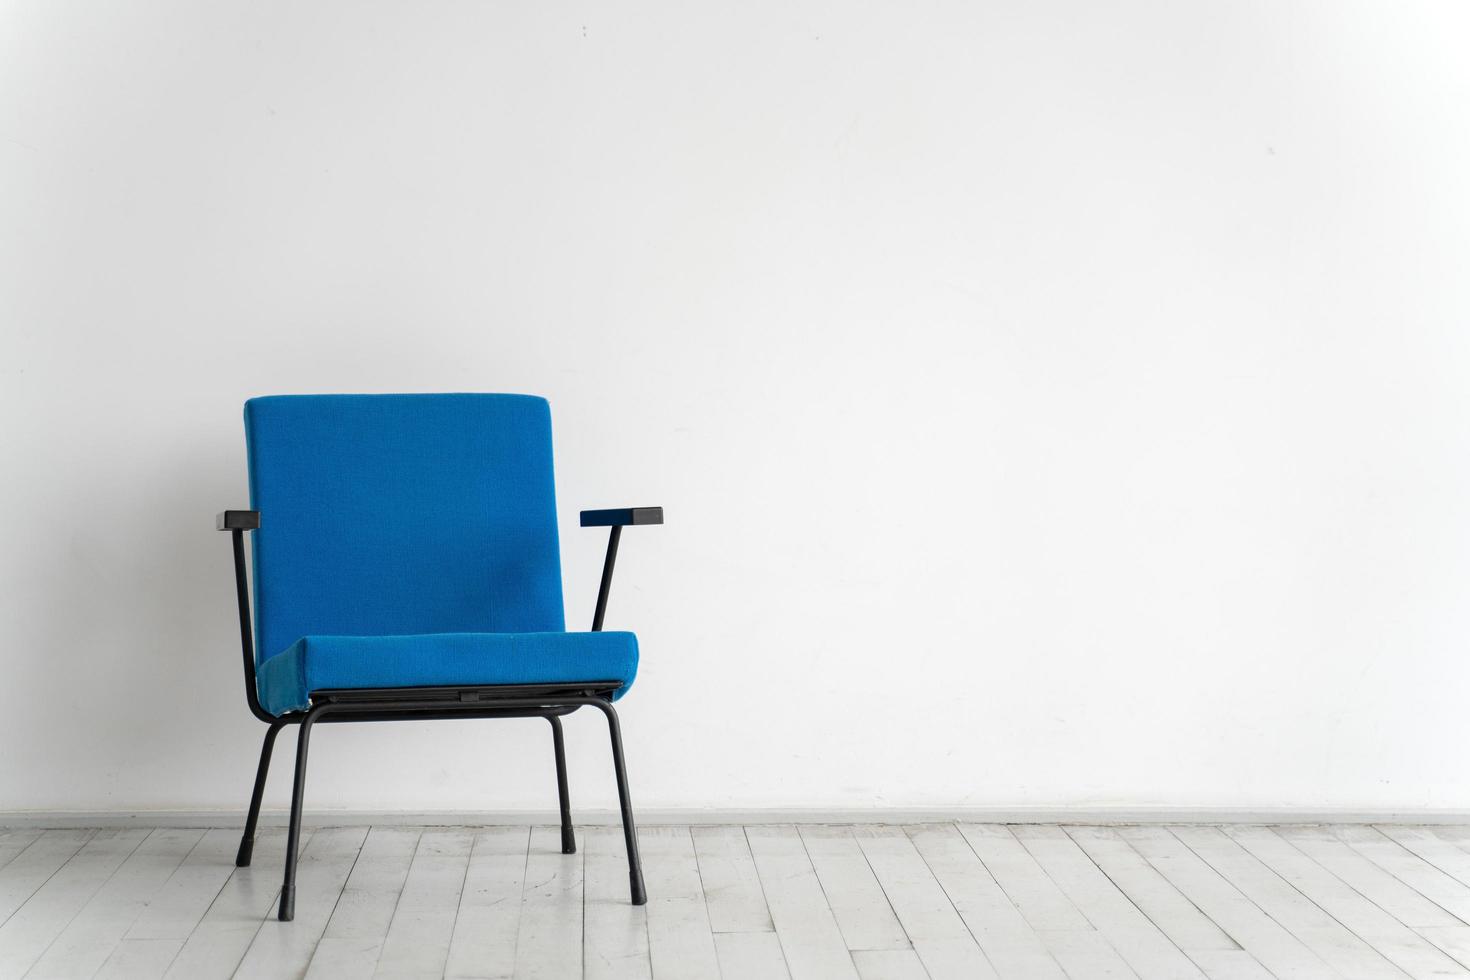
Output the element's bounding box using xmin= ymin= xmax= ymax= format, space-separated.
xmin=217 ymin=394 xmax=660 ymax=921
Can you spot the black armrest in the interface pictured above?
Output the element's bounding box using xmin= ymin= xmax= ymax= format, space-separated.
xmin=580 ymin=507 xmax=663 ymax=528
xmin=217 ymin=510 xmax=261 ymax=531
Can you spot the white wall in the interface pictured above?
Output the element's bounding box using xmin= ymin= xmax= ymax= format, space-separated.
xmin=3 ymin=0 xmax=1470 ymax=816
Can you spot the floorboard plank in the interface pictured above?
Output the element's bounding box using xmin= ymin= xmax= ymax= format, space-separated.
xmin=0 ymin=830 xmax=95 ymax=928
xmin=1065 ymin=825 xmax=1242 ymax=967
xmin=444 ymin=827 xmax=531 ymax=980
xmin=1036 ymin=929 xmax=1141 ymax=979
xmin=715 ymin=931 xmax=792 ymax=980
xmin=853 ymin=826 xmax=998 ymax=980
xmin=747 ymin=826 xmax=860 ymax=980
xmin=1226 ymin=826 xmax=1468 ymax=980
xmin=27 ymin=827 xmax=202 ymax=979
xmin=906 ymin=824 xmax=1062 ymax=980
xmin=372 ymin=829 xmax=472 ymax=979
xmin=301 ymin=826 xmax=419 ymax=980
xmin=232 ymin=827 xmax=368 ymax=980
xmin=1319 ymin=827 xmax=1470 ymax=970
xmin=852 ymin=947 xmax=930 ymax=980
xmin=1414 ymin=928 xmax=1470 ymax=974
xmin=956 ymin=824 xmax=1136 ymax=980
xmin=511 ymin=826 xmax=584 ymax=980
xmin=1171 ymin=826 xmax=1407 ymax=979
xmin=1430 ymin=826 xmax=1470 ymax=856
xmin=1012 ymin=824 xmax=1204 ymax=979
xmin=801 ymin=826 xmax=910 ymax=952
xmin=127 ymin=828 xmax=240 ymax=942
xmin=95 ymin=937 xmax=186 ymax=979
xmin=692 ymin=826 xmax=773 ymax=934
xmin=1335 ymin=826 xmax=1470 ymax=925
xmin=1184 ymin=950 xmax=1277 ymax=979
xmin=1377 ymin=828 xmax=1470 ymax=891
xmin=639 ymin=826 xmax=720 ymax=980
xmin=0 ymin=831 xmax=45 ymax=876
xmin=163 ymin=827 xmax=303 ymax=980
xmin=0 ymin=827 xmax=147 ymax=977
xmin=1274 ymin=827 xmax=1465 ymax=930
xmin=956 ymin=825 xmax=1092 ymax=933
xmin=583 ymin=825 xmax=652 ymax=980
xmin=1119 ymin=826 xmax=1336 ymax=980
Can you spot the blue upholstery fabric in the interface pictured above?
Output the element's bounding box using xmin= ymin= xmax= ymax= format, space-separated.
xmin=255 ymin=631 xmax=639 ymax=715
xmin=243 ymin=393 xmax=636 ymax=712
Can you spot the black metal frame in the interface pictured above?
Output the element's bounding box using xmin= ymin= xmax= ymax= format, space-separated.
xmin=217 ymin=505 xmax=663 ymax=921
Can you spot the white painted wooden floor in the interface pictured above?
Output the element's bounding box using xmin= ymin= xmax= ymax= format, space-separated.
xmin=6 ymin=825 xmax=1470 ymax=979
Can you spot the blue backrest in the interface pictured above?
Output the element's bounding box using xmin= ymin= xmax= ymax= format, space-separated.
xmin=244 ymin=394 xmax=566 ymax=665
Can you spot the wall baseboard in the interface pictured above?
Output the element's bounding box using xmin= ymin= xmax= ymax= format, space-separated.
xmin=3 ymin=806 xmax=1469 ymax=829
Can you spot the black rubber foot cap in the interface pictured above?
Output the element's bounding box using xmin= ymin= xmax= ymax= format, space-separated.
xmin=278 ymin=884 xmax=295 ymax=922
xmin=630 ymin=870 xmax=647 ymax=906
xmin=561 ymin=828 xmax=577 ymax=854
xmin=235 ymin=839 xmax=254 ymax=868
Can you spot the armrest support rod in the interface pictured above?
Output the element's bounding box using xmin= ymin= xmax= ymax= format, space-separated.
xmin=219 ymin=510 xmax=274 ymax=722
xmin=581 ymin=506 xmax=662 ymax=632
xmin=592 ymin=526 xmax=621 ymax=632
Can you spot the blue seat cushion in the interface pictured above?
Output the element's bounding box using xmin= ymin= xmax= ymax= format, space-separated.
xmin=255 ymin=631 xmax=638 ymax=715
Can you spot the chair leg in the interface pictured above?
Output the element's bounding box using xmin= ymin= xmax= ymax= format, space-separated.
xmin=548 ymin=715 xmax=576 ymax=854
xmin=237 ymin=722 xmax=284 ymax=867
xmin=279 ymin=709 xmax=320 ymax=921
xmin=592 ymin=700 xmax=646 ymax=905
